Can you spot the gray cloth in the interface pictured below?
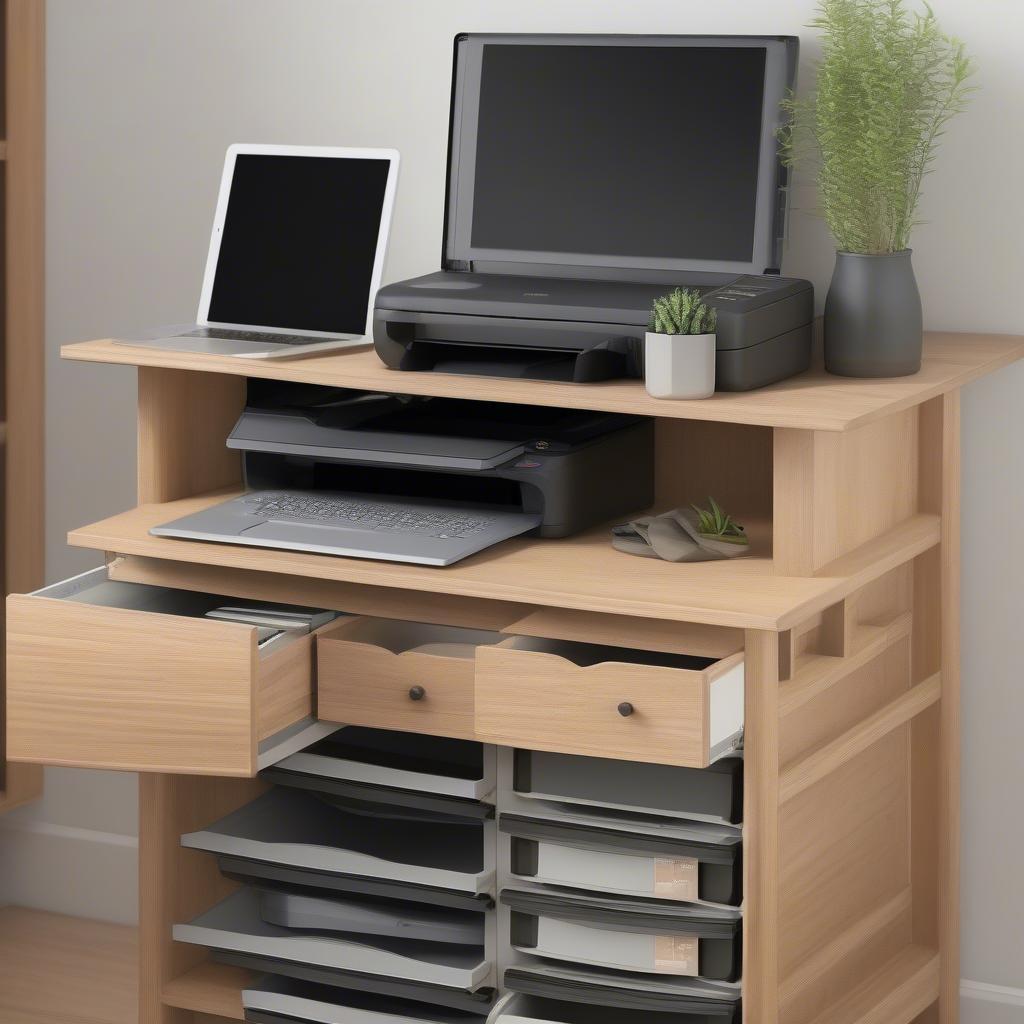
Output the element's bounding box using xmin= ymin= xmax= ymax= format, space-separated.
xmin=612 ymin=508 xmax=750 ymax=562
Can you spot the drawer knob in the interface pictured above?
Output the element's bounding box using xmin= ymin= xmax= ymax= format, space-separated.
xmin=408 ymin=685 xmax=427 ymax=702
xmin=617 ymin=701 xmax=635 ymax=717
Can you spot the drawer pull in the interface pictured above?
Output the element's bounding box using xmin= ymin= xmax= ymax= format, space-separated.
xmin=617 ymin=701 xmax=635 ymax=717
xmin=408 ymin=685 xmax=427 ymax=702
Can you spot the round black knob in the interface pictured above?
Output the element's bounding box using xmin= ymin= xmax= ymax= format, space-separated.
xmin=617 ymin=701 xmax=635 ymax=717
xmin=409 ymin=685 xmax=426 ymax=702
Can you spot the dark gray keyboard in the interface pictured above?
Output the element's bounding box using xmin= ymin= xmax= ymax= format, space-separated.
xmin=245 ymin=493 xmax=493 ymax=539
xmin=186 ymin=328 xmax=340 ymax=347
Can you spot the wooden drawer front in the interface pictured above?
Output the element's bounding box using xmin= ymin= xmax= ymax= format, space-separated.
xmin=475 ymin=639 xmax=744 ymax=768
xmin=317 ymin=618 xmax=505 ymax=741
xmin=5 ymin=576 xmax=317 ymax=776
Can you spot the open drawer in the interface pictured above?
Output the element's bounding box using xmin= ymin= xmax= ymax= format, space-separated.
xmin=5 ymin=567 xmax=338 ymax=776
xmin=318 ymin=618 xmax=508 ymax=741
xmin=476 ymin=638 xmax=744 ymax=768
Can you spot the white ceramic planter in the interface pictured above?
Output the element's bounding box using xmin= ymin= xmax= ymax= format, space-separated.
xmin=644 ymin=331 xmax=716 ymax=399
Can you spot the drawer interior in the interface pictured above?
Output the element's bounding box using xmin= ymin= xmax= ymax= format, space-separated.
xmin=323 ymin=617 xmax=507 ymax=657
xmin=495 ymin=636 xmax=716 ymax=671
xmin=270 ymin=727 xmax=496 ymax=803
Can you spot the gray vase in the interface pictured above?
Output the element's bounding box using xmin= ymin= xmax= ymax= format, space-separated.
xmin=824 ymin=250 xmax=923 ymax=377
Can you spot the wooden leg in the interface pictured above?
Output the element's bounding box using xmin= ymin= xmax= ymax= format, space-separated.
xmin=744 ymin=629 xmax=780 ymax=1024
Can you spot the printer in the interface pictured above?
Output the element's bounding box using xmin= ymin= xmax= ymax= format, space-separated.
xmin=152 ymin=383 xmax=655 ymax=566
xmin=375 ymin=33 xmax=813 ymax=390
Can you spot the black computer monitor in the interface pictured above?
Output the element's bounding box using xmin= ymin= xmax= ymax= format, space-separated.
xmin=444 ymin=34 xmax=797 ymax=278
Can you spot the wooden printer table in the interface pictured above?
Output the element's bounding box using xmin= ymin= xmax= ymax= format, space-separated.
xmin=6 ymin=331 xmax=1023 ymax=1024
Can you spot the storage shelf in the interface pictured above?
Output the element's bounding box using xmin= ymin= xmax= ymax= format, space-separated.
xmin=163 ymin=960 xmax=250 ymax=1021
xmin=61 ymin=331 xmax=1024 ymax=432
xmin=67 ymin=490 xmax=940 ymax=630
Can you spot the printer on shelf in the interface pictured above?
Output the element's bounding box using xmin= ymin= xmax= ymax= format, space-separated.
xmin=374 ymin=33 xmax=813 ymax=390
xmin=151 ymin=385 xmax=655 ymax=566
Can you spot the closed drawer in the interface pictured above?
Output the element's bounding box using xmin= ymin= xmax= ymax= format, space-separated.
xmin=318 ymin=618 xmax=507 ymax=740
xmin=476 ymin=638 xmax=744 ymax=768
xmin=5 ymin=567 xmax=336 ymax=776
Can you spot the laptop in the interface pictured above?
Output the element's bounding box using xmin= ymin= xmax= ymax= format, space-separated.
xmin=117 ymin=143 xmax=399 ymax=358
xmin=152 ymin=489 xmax=542 ymax=567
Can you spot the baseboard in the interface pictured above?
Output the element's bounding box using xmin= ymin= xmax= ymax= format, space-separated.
xmin=0 ymin=818 xmax=138 ymax=925
xmin=963 ymin=980 xmax=1024 ymax=1024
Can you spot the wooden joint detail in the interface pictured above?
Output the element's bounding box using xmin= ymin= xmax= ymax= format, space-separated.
xmin=779 ymin=610 xmax=914 ymax=716
xmin=780 ymin=673 xmax=940 ymax=803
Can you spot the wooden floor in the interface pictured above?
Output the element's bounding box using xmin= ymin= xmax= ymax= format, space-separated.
xmin=0 ymin=907 xmax=137 ymax=1024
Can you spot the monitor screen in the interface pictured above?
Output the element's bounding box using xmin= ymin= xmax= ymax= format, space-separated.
xmin=207 ymin=154 xmax=392 ymax=334
xmin=449 ymin=37 xmax=790 ymax=273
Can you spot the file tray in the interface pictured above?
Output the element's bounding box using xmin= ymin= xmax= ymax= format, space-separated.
xmin=265 ymin=728 xmax=496 ymax=820
xmin=181 ymin=789 xmax=493 ymax=904
xmin=243 ymin=976 xmax=487 ymax=1024
xmin=502 ymin=964 xmax=740 ymax=1019
xmin=500 ymin=804 xmax=741 ymax=907
xmin=258 ymin=889 xmax=484 ymax=946
xmin=174 ymin=889 xmax=495 ymax=1013
xmin=491 ymin=991 xmax=740 ymax=1024
xmin=512 ymin=750 xmax=742 ymax=825
xmin=503 ymin=890 xmax=741 ymax=982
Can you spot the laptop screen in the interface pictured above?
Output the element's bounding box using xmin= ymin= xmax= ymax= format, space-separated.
xmin=207 ymin=154 xmax=392 ymax=334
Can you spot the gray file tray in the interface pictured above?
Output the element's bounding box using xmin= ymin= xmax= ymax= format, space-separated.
xmin=181 ymin=789 xmax=493 ymax=901
xmin=267 ymin=728 xmax=496 ymax=817
xmin=258 ymin=889 xmax=484 ymax=946
xmin=243 ymin=977 xmax=486 ymax=1024
xmin=219 ymin=856 xmax=491 ymax=913
xmin=500 ymin=814 xmax=741 ymax=907
xmin=503 ymin=890 xmax=741 ymax=983
xmin=513 ymin=751 xmax=742 ymax=825
xmin=492 ymin=991 xmax=739 ymax=1024
xmin=175 ymin=890 xmax=493 ymax=999
xmin=502 ymin=965 xmax=740 ymax=1018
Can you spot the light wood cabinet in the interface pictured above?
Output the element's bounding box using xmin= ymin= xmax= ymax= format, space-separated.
xmin=9 ymin=330 xmax=1021 ymax=1024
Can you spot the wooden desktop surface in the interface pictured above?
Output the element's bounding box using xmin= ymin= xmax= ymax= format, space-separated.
xmin=62 ymin=331 xmax=1024 ymax=432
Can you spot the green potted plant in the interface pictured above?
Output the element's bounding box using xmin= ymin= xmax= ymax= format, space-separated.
xmin=645 ymin=287 xmax=718 ymax=399
xmin=780 ymin=0 xmax=974 ymax=377
xmin=691 ymin=497 xmax=749 ymax=547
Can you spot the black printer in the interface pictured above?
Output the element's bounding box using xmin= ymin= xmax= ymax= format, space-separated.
xmin=375 ymin=33 xmax=813 ymax=390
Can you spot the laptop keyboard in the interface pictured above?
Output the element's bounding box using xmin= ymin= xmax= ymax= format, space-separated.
xmin=185 ymin=328 xmax=347 ymax=347
xmin=245 ymin=494 xmax=494 ymax=539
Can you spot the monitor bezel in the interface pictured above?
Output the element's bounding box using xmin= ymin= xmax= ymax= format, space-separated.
xmin=443 ymin=34 xmax=796 ymax=278
xmin=197 ymin=143 xmax=400 ymax=339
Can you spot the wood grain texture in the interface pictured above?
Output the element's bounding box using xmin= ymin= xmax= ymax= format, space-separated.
xmin=2 ymin=0 xmax=46 ymax=813
xmin=0 ymin=907 xmax=137 ymax=1024
xmin=254 ymin=630 xmax=316 ymax=741
xmin=66 ymin=493 xmax=940 ymax=630
xmin=137 ymin=367 xmax=245 ymax=503
xmin=162 ymin=962 xmax=249 ymax=1021
xmin=108 ymin=552 xmax=532 ymax=630
xmin=504 ymin=606 xmax=743 ymax=659
xmin=317 ymin=619 xmax=481 ymax=740
xmin=140 ymin=773 xmax=265 ymax=1024
xmin=743 ymin=630 xmax=780 ymax=1024
xmin=63 ymin=331 xmax=1024 ymax=431
xmin=475 ymin=642 xmax=740 ymax=767
xmin=779 ymin=673 xmax=939 ymax=804
xmin=774 ymin=409 xmax=919 ymax=574
xmin=6 ymin=593 xmax=259 ymax=775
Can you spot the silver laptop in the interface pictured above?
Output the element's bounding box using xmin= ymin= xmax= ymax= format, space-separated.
xmin=116 ymin=143 xmax=399 ymax=359
xmin=151 ymin=489 xmax=542 ymax=567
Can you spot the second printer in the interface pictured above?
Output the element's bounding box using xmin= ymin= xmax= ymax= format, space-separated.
xmin=151 ymin=384 xmax=654 ymax=566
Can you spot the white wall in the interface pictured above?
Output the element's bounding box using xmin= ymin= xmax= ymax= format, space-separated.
xmin=1 ymin=0 xmax=1020 ymax=1015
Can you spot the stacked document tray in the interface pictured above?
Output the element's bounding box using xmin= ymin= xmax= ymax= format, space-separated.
xmin=176 ymin=727 xmax=499 ymax=1017
xmin=495 ymin=747 xmax=742 ymax=1021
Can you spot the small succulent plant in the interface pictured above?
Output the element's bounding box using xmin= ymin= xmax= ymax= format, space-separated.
xmin=691 ymin=496 xmax=748 ymax=546
xmin=648 ymin=287 xmax=718 ymax=336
